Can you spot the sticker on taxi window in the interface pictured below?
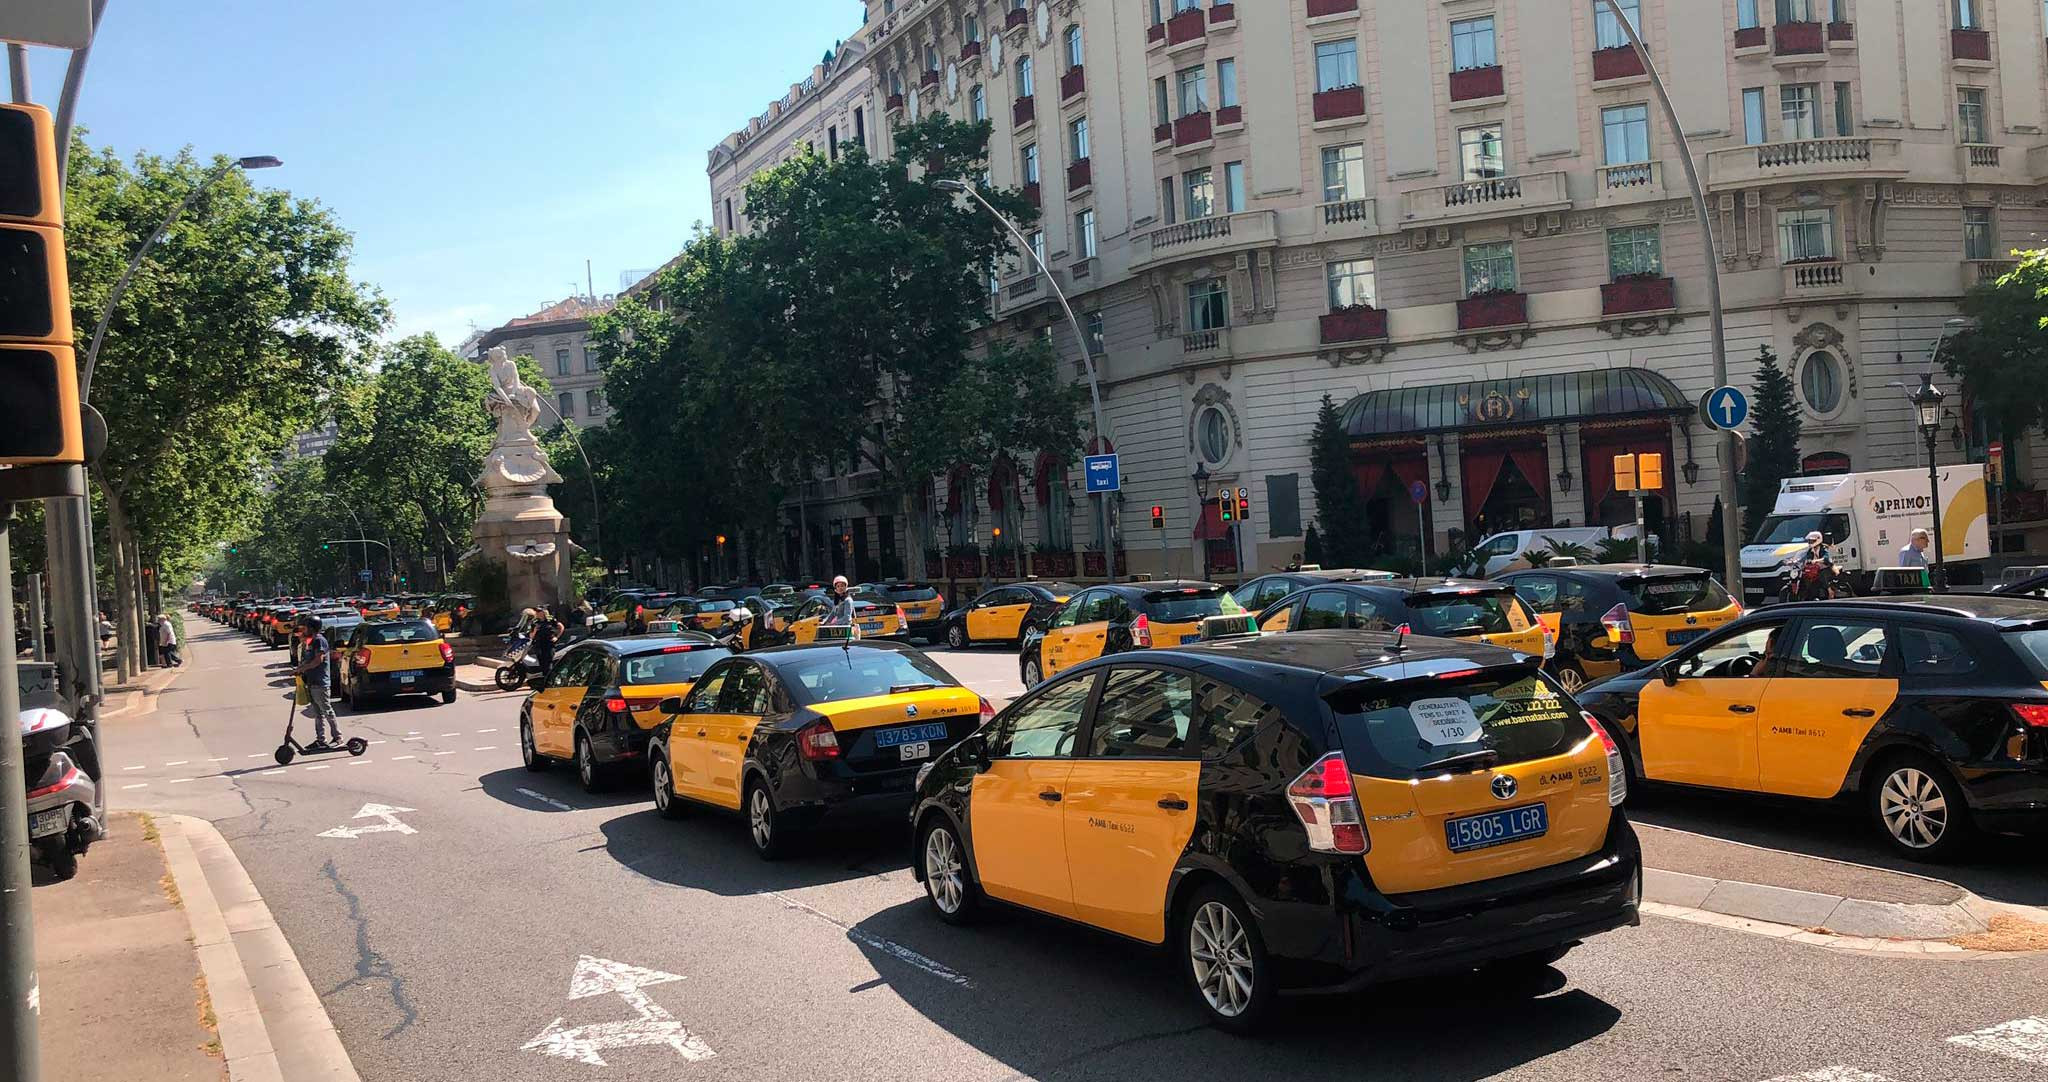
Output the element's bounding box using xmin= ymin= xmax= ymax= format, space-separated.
xmin=1410 ymin=697 xmax=1481 ymax=746
xmin=1479 ymin=681 xmax=1573 ymax=729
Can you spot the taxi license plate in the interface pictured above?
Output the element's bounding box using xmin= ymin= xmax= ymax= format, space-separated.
xmin=30 ymin=808 xmax=67 ymax=839
xmin=1180 ymin=634 xmax=1202 ymax=644
xmin=1444 ymin=803 xmax=1548 ymax=853
xmin=395 ymin=670 xmax=420 ymax=684
xmin=899 ymin=741 xmax=931 ymax=761
xmin=876 ymin=722 xmax=949 ymax=748
xmin=860 ymin=621 xmax=885 ymax=633
xmin=1666 ymin=628 xmax=1706 ymax=646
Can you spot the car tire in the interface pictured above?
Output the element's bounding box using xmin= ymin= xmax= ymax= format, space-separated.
xmin=1553 ymin=661 xmax=1589 ymax=694
xmin=1022 ymin=658 xmax=1043 ymax=690
xmin=746 ymin=780 xmax=789 ymax=861
xmin=1178 ymin=884 xmax=1274 ymax=1034
xmin=440 ymin=688 xmax=457 ymax=705
xmin=918 ymin=816 xmax=981 ymax=924
xmin=946 ymin=624 xmax=968 ymax=650
xmin=575 ymin=734 xmax=606 ymax=793
xmin=520 ymin=715 xmax=547 ymax=771
xmin=651 ymin=747 xmax=687 ymax=820
xmin=1015 ymin=620 xmax=1037 ymax=645
xmin=1869 ymin=752 xmax=1974 ymax=861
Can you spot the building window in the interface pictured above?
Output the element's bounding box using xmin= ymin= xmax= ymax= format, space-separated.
xmin=1608 ymin=224 xmax=1663 ymax=277
xmin=1833 ymin=82 xmax=1853 ymax=136
xmin=1187 ymin=279 xmax=1229 ymax=331
xmin=1070 ymin=116 xmax=1089 ymax=159
xmin=1327 ymin=258 xmax=1378 ymax=309
xmin=555 ymin=348 xmax=571 ymax=376
xmin=1217 ymin=58 xmax=1238 ymax=109
xmin=584 ymin=347 xmax=600 ymax=373
xmin=1065 ymin=24 xmax=1084 ymax=69
xmin=1084 ymin=310 xmax=1105 ymax=354
xmin=924 ymin=43 xmax=939 ymax=72
xmin=724 ymin=198 xmax=735 ymax=232
xmin=1738 ymin=0 xmax=1761 ymax=29
xmin=1322 ymin=143 xmax=1366 ymax=201
xmin=1595 ymin=0 xmax=1639 ymax=49
xmin=1028 ymin=229 xmax=1045 ymax=269
xmin=1075 ymin=208 xmax=1097 ymax=258
xmin=1161 ymin=177 xmax=1177 ymax=224
xmin=1958 ymin=87 xmax=1987 ymax=144
xmin=1601 ymin=104 xmax=1650 ymax=164
xmin=1459 ymin=124 xmax=1505 ymax=180
xmin=854 ymin=107 xmax=866 ymax=150
xmin=557 ymin=392 xmax=575 ymax=419
xmin=971 ymin=85 xmax=987 ymax=122
xmin=1742 ymin=87 xmax=1768 ymax=144
xmin=1017 ymin=55 xmax=1034 ymax=98
xmin=1777 ymin=0 xmax=1816 ymax=21
xmin=1450 ymin=17 xmax=1497 ymax=71
xmin=1963 ymin=207 xmax=1995 ymax=260
xmin=1314 ymin=39 xmax=1360 ymax=92
xmin=1021 ymin=143 xmax=1039 ymax=184
xmin=1777 ymin=208 xmax=1836 ymax=262
xmin=1183 ymin=167 xmax=1215 ymax=219
xmin=1781 ymin=84 xmax=1819 ymax=140
xmin=965 ymin=12 xmax=979 ymax=42
xmin=1954 ymin=0 xmax=1979 ymax=29
xmin=1800 ymin=351 xmax=1842 ymax=413
xmin=1155 ymin=77 xmax=1171 ymax=127
xmin=1463 ymin=242 xmax=1517 ymax=295
xmin=828 ymin=126 xmax=840 ymax=161
xmin=1223 ymin=161 xmax=1245 ymax=213
xmin=1172 ymin=0 xmax=1199 ymax=12
xmin=1177 ymin=65 xmax=1208 ymax=115
xmin=586 ymin=389 xmax=604 ymax=415
xmin=1197 ymin=406 xmax=1232 ymax=465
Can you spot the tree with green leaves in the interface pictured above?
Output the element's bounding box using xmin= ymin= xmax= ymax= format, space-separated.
xmin=1741 ymin=345 xmax=1802 ymax=537
xmin=1307 ymin=395 xmax=1371 ymax=568
xmin=1944 ymin=249 xmax=2048 ymax=456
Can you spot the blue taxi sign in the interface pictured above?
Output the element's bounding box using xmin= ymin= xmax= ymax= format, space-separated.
xmin=1083 ymin=453 xmax=1120 ymax=493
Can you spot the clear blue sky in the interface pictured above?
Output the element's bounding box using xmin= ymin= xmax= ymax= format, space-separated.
xmin=23 ymin=0 xmax=860 ymax=344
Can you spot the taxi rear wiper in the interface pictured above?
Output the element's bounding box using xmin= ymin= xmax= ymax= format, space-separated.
xmin=1415 ymin=748 xmax=1499 ymax=775
xmin=889 ymin=682 xmax=945 ymax=694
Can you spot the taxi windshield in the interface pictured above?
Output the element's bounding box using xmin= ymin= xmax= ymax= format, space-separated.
xmin=365 ymin=621 xmax=438 ymax=645
xmin=621 ymin=647 xmax=731 ymax=685
xmin=692 ymin=599 xmax=738 ymax=613
xmin=1330 ymin=671 xmax=1589 ymax=777
xmin=781 ymin=650 xmax=957 ymax=705
xmin=1142 ymin=588 xmax=1242 ymax=623
xmin=1406 ymin=591 xmax=1513 ymax=636
xmin=1625 ymin=574 xmax=1733 ymax=615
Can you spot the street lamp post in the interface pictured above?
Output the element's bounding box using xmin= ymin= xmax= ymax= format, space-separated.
xmin=1910 ymin=374 xmax=1949 ymax=592
xmin=934 ymin=178 xmax=1118 ymax=585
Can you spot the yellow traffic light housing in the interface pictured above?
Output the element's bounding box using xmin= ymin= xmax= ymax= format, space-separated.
xmin=0 ymin=103 xmax=84 ymax=471
xmin=1638 ymin=452 xmax=1664 ymax=491
xmin=1217 ymin=491 xmax=1233 ymax=523
xmin=1612 ymin=454 xmax=1637 ymax=493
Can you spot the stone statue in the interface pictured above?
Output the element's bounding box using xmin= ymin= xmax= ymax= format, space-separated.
xmin=473 ymin=346 xmax=577 ymax=617
xmin=480 ymin=346 xmax=561 ymax=491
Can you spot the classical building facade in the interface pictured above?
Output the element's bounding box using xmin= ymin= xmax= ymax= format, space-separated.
xmin=715 ymin=0 xmax=2048 ymax=582
xmin=471 ymin=296 xmax=617 ymax=428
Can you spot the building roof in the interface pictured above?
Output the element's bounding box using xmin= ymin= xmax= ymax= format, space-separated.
xmin=1339 ymin=367 xmax=1690 ymax=438
xmin=475 ymin=295 xmax=616 ymax=351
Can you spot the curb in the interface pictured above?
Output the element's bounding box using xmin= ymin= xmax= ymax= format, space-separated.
xmin=99 ymin=664 xmax=185 ymax=721
xmin=156 ymin=814 xmax=360 ymax=1082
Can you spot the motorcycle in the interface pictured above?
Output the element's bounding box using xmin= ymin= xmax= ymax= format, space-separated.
xmin=494 ymin=642 xmax=544 ymax=691
xmin=716 ymin=607 xmax=755 ymax=652
xmin=23 ymin=704 xmax=102 ymax=881
xmin=1785 ymin=552 xmax=1849 ymax=602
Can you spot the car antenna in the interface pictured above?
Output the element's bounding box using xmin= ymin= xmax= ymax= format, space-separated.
xmin=1391 ymin=623 xmax=1409 ymax=652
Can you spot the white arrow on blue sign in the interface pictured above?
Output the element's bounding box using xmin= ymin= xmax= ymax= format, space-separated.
xmin=1083 ymin=453 xmax=1121 ymax=493
xmin=1701 ymin=386 xmax=1750 ymax=431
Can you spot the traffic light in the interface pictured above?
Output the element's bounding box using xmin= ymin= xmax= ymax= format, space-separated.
xmin=0 ymin=103 xmax=83 ymax=471
xmin=1235 ymin=487 xmax=1250 ymax=523
xmin=1638 ymin=452 xmax=1664 ymax=490
xmin=1150 ymin=505 xmax=1164 ymax=529
xmin=1613 ymin=454 xmax=1637 ymax=493
xmin=1217 ymin=490 xmax=1233 ymax=523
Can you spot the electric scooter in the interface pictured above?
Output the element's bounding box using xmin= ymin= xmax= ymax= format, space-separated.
xmin=275 ymin=678 xmax=368 ymax=765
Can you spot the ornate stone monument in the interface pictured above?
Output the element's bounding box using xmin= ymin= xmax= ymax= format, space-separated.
xmin=473 ymin=347 xmax=577 ymax=614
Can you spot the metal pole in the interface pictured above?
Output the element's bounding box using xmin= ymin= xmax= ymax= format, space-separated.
xmin=0 ymin=511 xmax=45 ymax=1082
xmin=1637 ymin=490 xmax=1649 ymax=565
xmin=1599 ymin=0 xmax=1740 ymax=591
xmin=6 ymin=43 xmax=28 ymax=101
xmin=53 ymin=0 xmax=110 ymax=181
xmin=1927 ymin=431 xmax=1947 ymax=592
xmin=26 ymin=575 xmax=46 ymax=663
xmin=1417 ymin=499 xmax=1430 ymax=568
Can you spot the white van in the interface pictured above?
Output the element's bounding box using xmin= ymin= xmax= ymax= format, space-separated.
xmin=1470 ymin=526 xmax=1647 ymax=577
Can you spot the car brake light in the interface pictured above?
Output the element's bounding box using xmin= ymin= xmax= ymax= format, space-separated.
xmin=1601 ymin=603 xmax=1635 ymax=645
xmin=438 ymin=641 xmax=454 ymax=664
xmin=2010 ymin=703 xmax=2048 ymax=729
xmin=897 ymin=604 xmax=909 ymax=626
xmin=1582 ymin=713 xmax=1628 ymax=806
xmin=798 ymin=720 xmax=841 ymax=760
xmin=604 ymin=696 xmax=629 ymax=713
xmin=353 ymin=648 xmax=371 ymax=668
xmin=28 ymin=766 xmax=80 ymax=801
xmin=1540 ymin=622 xmax=1557 ymax=659
xmin=978 ymin=696 xmax=996 ymax=725
xmin=660 ymin=644 xmax=698 ymax=654
xmin=1131 ymin=613 xmax=1153 ymax=648
xmin=1285 ymin=752 xmax=1369 ymax=854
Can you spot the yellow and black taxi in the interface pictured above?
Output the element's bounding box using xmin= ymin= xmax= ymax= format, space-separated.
xmin=520 ymin=633 xmax=732 ymax=792
xmin=355 ymin=597 xmax=401 ymax=620
xmin=1229 ymin=568 xmax=1397 ymax=615
xmin=648 ymin=641 xmax=993 ymax=858
xmin=1255 ymin=578 xmax=1550 ymax=659
xmin=856 ymin=582 xmax=949 ymax=641
xmin=337 ymin=618 xmax=457 ymax=707
xmin=1019 ymin=581 xmax=1242 ymax=688
xmin=427 ymin=594 xmax=475 ymax=633
xmin=654 ymin=596 xmax=740 ymax=635
xmin=941 ymin=581 xmax=1081 ymax=650
xmin=1498 ymin=564 xmax=1744 ymax=692
xmin=910 ymin=629 xmax=1639 ymax=1031
xmin=782 ymin=594 xmax=910 ymax=645
xmin=1576 ymin=595 xmax=2048 ymax=859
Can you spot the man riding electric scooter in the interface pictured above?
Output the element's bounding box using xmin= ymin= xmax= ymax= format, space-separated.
xmin=294 ymin=617 xmax=346 ymax=749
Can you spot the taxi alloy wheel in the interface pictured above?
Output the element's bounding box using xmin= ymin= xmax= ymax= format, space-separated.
xmin=919 ymin=819 xmax=980 ymax=923
xmin=1181 ymin=886 xmax=1273 ymax=1032
xmin=576 ymin=734 xmax=607 ymax=794
xmin=747 ymin=782 xmax=788 ymax=861
xmin=520 ymin=716 xmax=547 ymax=772
xmin=651 ymin=750 xmax=687 ymax=820
xmin=947 ymin=624 xmax=968 ymax=650
xmin=1872 ymin=755 xmax=1971 ymax=859
xmin=1022 ymin=659 xmax=1043 ymax=689
xmin=1553 ymin=663 xmax=1588 ymax=693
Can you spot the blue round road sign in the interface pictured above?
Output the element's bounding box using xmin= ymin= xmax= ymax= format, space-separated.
xmin=1701 ymin=385 xmax=1750 ymax=431
xmin=1409 ymin=479 xmax=1429 ymax=505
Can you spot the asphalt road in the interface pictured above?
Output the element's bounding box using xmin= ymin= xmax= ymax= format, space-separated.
xmin=102 ymin=623 xmax=2048 ymax=1082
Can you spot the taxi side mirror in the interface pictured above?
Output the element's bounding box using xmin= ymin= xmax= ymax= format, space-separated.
xmin=527 ymin=676 xmax=547 ymax=691
xmin=1659 ymin=661 xmax=1680 ymax=687
xmin=659 ymin=696 xmax=686 ymax=715
xmin=961 ymin=733 xmax=992 ymax=773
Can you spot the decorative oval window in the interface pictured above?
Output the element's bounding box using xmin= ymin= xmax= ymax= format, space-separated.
xmin=1197 ymin=407 xmax=1231 ymax=464
xmin=1801 ymin=350 xmax=1842 ymax=414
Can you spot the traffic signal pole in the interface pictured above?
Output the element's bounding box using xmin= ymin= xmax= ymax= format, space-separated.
xmin=0 ymin=507 xmax=44 ymax=1082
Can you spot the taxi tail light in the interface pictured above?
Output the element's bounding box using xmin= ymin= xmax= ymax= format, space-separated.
xmin=1582 ymin=713 xmax=1628 ymax=806
xmin=1540 ymin=622 xmax=1557 ymax=660
xmin=897 ymin=604 xmax=909 ymax=626
xmin=437 ymin=641 xmax=455 ymax=664
xmin=352 ymin=648 xmax=371 ymax=668
xmin=977 ymin=696 xmax=996 ymax=725
xmin=1600 ymin=603 xmax=1635 ymax=645
xmin=2010 ymin=703 xmax=2048 ymax=729
xmin=1131 ymin=614 xmax=1153 ymax=648
xmin=603 ymin=696 xmax=630 ymax=714
xmin=798 ymin=720 xmax=842 ymax=761
xmin=1285 ymin=752 xmax=1369 ymax=855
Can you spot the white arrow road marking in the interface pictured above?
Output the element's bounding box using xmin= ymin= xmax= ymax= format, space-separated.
xmin=522 ymin=956 xmax=714 ymax=1067
xmin=316 ymin=803 xmax=418 ymax=840
xmin=515 ymin=788 xmax=574 ymax=812
xmin=1949 ymin=1016 xmax=2048 ymax=1066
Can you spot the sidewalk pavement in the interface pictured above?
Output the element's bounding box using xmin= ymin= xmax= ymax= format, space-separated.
xmin=31 ymin=811 xmax=360 ymax=1082
xmin=100 ymin=661 xmax=186 ymax=721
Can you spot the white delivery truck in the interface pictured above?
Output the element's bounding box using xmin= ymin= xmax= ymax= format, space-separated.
xmin=1738 ymin=467 xmax=1989 ymax=604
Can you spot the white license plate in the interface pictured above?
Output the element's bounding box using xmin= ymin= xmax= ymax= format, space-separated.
xmin=396 ymin=671 xmax=419 ymax=684
xmin=30 ymin=808 xmax=67 ymax=839
xmin=898 ymin=741 xmax=932 ymax=761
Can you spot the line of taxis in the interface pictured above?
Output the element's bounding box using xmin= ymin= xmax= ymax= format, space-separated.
xmin=491 ymin=567 xmax=2047 ymax=1033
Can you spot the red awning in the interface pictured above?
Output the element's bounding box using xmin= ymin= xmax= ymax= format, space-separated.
xmin=1194 ymin=502 xmax=1232 ymax=541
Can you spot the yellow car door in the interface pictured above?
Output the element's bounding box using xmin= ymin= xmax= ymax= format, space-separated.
xmin=985 ymin=589 xmax=1034 ymax=640
xmin=1061 ymin=666 xmax=1201 ymax=943
xmin=534 ymin=650 xmax=591 ymax=758
xmin=1039 ymin=593 xmax=1091 ymax=679
xmin=1755 ymin=617 xmax=1900 ymax=799
xmin=669 ymin=665 xmax=729 ymax=804
xmin=789 ymin=599 xmax=825 ymax=646
xmin=702 ymin=662 xmax=771 ymax=810
xmin=970 ymin=674 xmax=1093 ymax=919
xmin=1635 ymin=622 xmax=1780 ymax=791
xmin=965 ymin=590 xmax=1006 ymax=642
xmin=1066 ymin=593 xmax=1114 ymax=666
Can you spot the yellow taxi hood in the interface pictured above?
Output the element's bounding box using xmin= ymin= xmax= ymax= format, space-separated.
xmin=806 ymin=686 xmax=982 ymax=732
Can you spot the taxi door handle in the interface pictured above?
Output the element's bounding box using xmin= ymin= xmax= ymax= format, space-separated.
xmin=1842 ymin=708 xmax=1875 ymax=717
xmin=695 ymin=728 xmax=708 ymax=737
xmin=1156 ymin=796 xmax=1189 ymax=811
xmin=1727 ymin=704 xmax=1756 ymax=714
xmin=1037 ymin=789 xmax=1063 ymax=803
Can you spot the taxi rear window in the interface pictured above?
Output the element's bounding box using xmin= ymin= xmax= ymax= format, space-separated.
xmin=1625 ymin=574 xmax=1732 ymax=616
xmin=2004 ymin=629 xmax=2048 ymax=679
xmin=1329 ymin=671 xmax=1590 ymax=778
xmin=1142 ymin=588 xmax=1242 ymax=623
xmin=1405 ymin=591 xmax=1513 ymax=635
xmin=366 ymin=621 xmax=438 ymax=645
xmin=866 ymin=583 xmax=940 ymax=602
xmin=621 ymin=646 xmax=731 ymax=685
xmin=693 ymin=599 xmax=738 ymax=613
xmin=781 ymin=650 xmax=958 ymax=705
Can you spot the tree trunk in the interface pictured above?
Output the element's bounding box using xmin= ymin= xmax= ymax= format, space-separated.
xmin=105 ymin=490 xmax=136 ymax=684
xmin=902 ymin=491 xmax=928 ymax=583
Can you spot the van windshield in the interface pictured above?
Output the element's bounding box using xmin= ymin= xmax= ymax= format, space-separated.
xmin=1330 ymin=671 xmax=1590 ymax=777
xmin=1753 ymin=512 xmax=1849 ymax=545
xmin=1625 ymin=574 xmax=1733 ymax=615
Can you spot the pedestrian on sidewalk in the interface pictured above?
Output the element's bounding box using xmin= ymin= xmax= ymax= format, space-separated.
xmin=294 ymin=618 xmax=343 ymax=747
xmin=1898 ymin=528 xmax=1931 ymax=568
xmin=155 ymin=614 xmax=182 ymax=667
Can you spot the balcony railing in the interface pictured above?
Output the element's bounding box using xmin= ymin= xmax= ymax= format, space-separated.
xmin=1457 ymin=292 xmax=1528 ymax=330
xmin=1320 ymin=307 xmax=1388 ymax=344
xmin=1210 ymin=3 xmax=1236 ymax=24
xmin=920 ymin=68 xmax=940 ymax=89
xmin=1067 ymin=157 xmax=1092 ymax=192
xmin=1167 ymin=8 xmax=1207 ymax=46
xmin=1960 ymin=144 xmax=2002 ymax=170
xmin=1059 ymin=65 xmax=1086 ymax=100
xmin=959 ymin=41 xmax=982 ymax=63
xmin=1216 ymin=104 xmax=1243 ymax=126
xmin=1007 ymin=273 xmax=1042 ymax=302
xmin=1827 ymin=20 xmax=1854 ymax=41
xmin=1005 ymin=6 xmax=1029 ymax=31
xmin=1783 ymin=259 xmax=1853 ymax=294
xmin=1183 ymin=328 xmax=1228 ymax=356
xmin=1705 ymin=136 xmax=1905 ymax=189
xmin=1596 ymin=160 xmax=1663 ymax=201
xmin=1147 ymin=22 xmax=1165 ymax=44
xmin=1734 ymin=25 xmax=1766 ymax=49
xmin=1153 ymin=121 xmax=1172 ymax=144
xmin=1320 ymin=197 xmax=1378 ymax=228
xmin=887 ymin=92 xmax=905 ymax=112
xmin=1966 ymin=259 xmax=2017 ymax=286
xmin=1399 ymin=171 xmax=1570 ymax=226
xmin=1449 ymin=65 xmax=1504 ymax=101
xmin=1773 ymin=21 xmax=1823 ymax=55
xmin=1592 ymin=45 xmax=1645 ymax=81
xmin=1131 ymin=209 xmax=1278 ymax=269
xmin=1174 ymin=110 xmax=1213 ymax=147
xmin=1021 ymin=182 xmax=1041 ymax=208
xmin=1312 ymin=85 xmax=1366 ymax=122
xmin=1952 ymin=27 xmax=1991 ymax=61
xmin=1306 ymin=0 xmax=1358 ymax=17
xmin=1013 ymin=95 xmax=1036 ymax=127
xmin=1601 ymin=276 xmax=1675 ymax=316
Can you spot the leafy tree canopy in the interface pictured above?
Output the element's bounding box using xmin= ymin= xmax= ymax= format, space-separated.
xmin=1945 ymin=249 xmax=2048 ymax=449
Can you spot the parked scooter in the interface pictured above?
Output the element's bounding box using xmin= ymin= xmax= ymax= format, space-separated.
xmin=494 ymin=646 xmax=544 ymax=691
xmin=715 ymin=606 xmax=755 ymax=652
xmin=22 ymin=705 xmax=102 ymax=881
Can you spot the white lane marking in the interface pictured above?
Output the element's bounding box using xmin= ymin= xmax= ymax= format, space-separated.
xmin=474 ymin=746 xmax=499 ymax=752
xmin=476 ymin=728 xmax=498 ymax=733
xmin=1948 ymin=1016 xmax=2048 ymax=1066
xmin=247 ymin=754 xmax=268 ymax=760
xmin=209 ymin=757 xmax=230 ymax=762
xmin=440 ymin=732 xmax=460 ymax=737
xmin=317 ymin=803 xmax=418 ymax=840
xmin=305 ymin=765 xmax=330 ymax=771
xmin=121 ymin=783 xmax=148 ymax=790
xmin=1761 ymin=1071 xmax=1897 ymax=1082
xmin=261 ymin=769 xmax=286 ymax=776
xmin=762 ymin=890 xmax=973 ymax=987
xmin=123 ymin=765 xmax=144 ymax=771
xmin=369 ymin=740 xmax=387 ymax=745
xmin=392 ymin=755 xmax=416 ymax=761
xmin=169 ymin=778 xmax=196 ymax=785
xmin=515 ymin=788 xmax=575 ymax=812
xmin=522 ymin=956 xmax=713 ymax=1066
xmin=433 ymin=751 xmax=457 ymax=756
xmin=403 ymin=736 xmax=426 ymax=741
xmin=164 ymin=760 xmax=188 ymax=766
xmin=347 ymin=760 xmax=373 ymax=767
